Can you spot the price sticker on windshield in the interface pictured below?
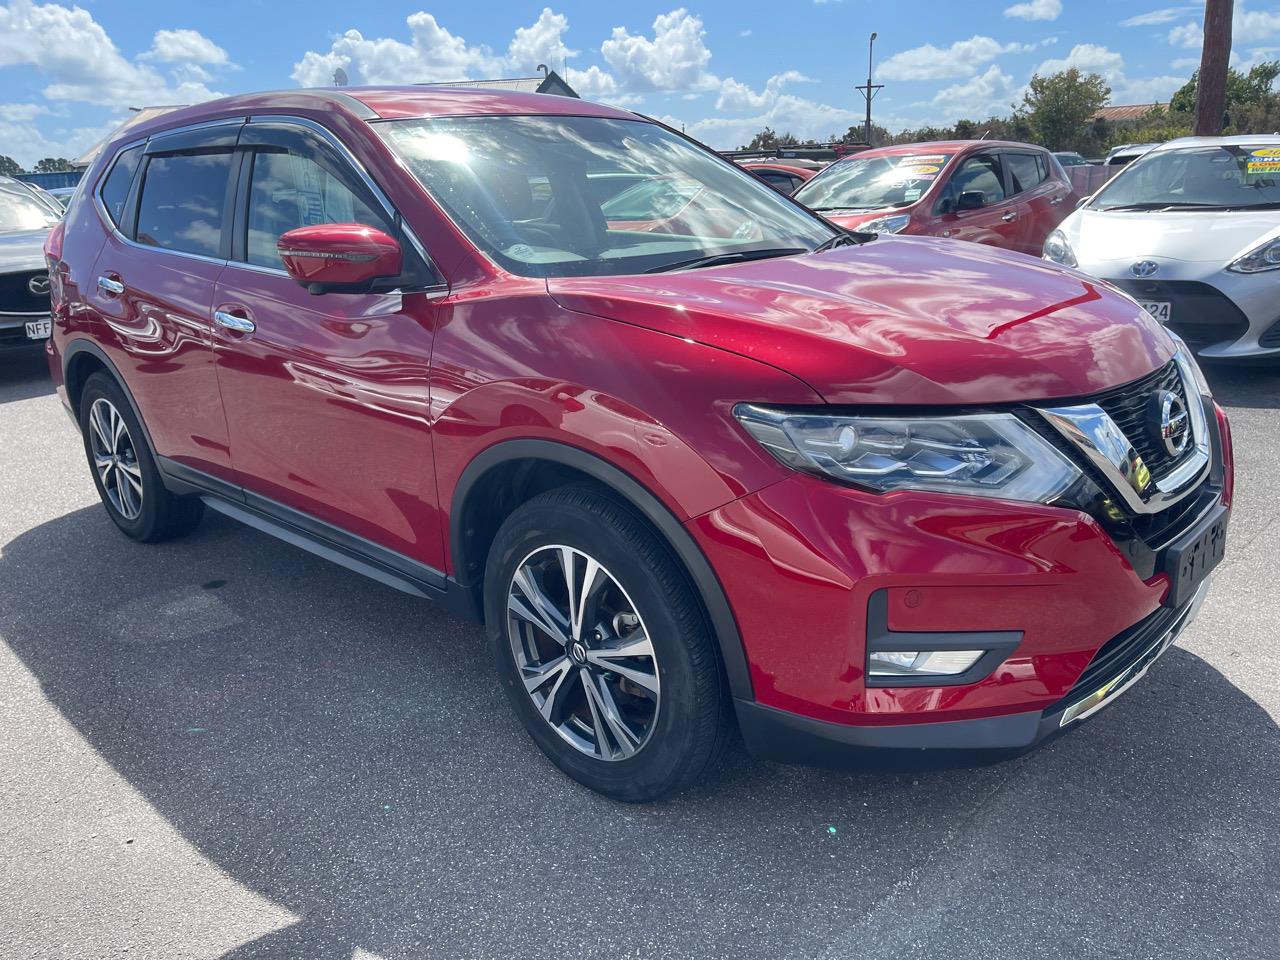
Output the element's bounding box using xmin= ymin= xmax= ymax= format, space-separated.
xmin=1246 ymin=147 xmax=1280 ymax=179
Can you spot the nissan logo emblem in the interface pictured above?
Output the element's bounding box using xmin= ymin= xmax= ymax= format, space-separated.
xmin=27 ymin=274 xmax=50 ymax=296
xmin=1130 ymin=260 xmax=1159 ymax=278
xmin=1155 ymin=390 xmax=1191 ymax=457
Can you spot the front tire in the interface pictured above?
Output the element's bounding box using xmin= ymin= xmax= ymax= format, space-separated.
xmin=79 ymin=372 xmax=203 ymax=542
xmin=485 ymin=486 xmax=730 ymax=801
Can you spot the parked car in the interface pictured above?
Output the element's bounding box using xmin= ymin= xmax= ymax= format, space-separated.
xmin=737 ymin=160 xmax=820 ymax=195
xmin=46 ymin=88 xmax=1232 ymax=800
xmin=1052 ymin=150 xmax=1092 ymax=167
xmin=1046 ymin=135 xmax=1280 ymax=361
xmin=47 ymin=186 xmax=79 ymax=209
xmin=0 ymin=176 xmax=59 ymax=349
xmin=1106 ymin=142 xmax=1160 ymax=167
xmin=794 ymin=140 xmax=1074 ymax=255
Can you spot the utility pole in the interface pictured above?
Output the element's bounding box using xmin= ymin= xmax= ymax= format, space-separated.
xmin=855 ymin=32 xmax=883 ymax=145
xmin=1194 ymin=0 xmax=1233 ymax=136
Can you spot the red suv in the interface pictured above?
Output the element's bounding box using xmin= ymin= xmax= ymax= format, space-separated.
xmin=45 ymin=89 xmax=1232 ymax=800
xmin=794 ymin=140 xmax=1074 ymax=255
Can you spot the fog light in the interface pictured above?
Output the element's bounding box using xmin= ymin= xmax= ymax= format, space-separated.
xmin=868 ymin=649 xmax=986 ymax=677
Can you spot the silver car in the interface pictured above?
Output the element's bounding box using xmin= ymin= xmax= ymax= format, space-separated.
xmin=1045 ymin=136 xmax=1280 ymax=362
xmin=0 ymin=176 xmax=60 ymax=349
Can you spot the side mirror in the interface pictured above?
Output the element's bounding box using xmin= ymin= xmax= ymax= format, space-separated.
xmin=277 ymin=223 xmax=403 ymax=295
xmin=957 ymin=190 xmax=986 ymax=211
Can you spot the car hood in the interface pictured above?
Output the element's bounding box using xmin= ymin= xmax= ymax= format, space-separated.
xmin=1064 ymin=208 xmax=1280 ymax=265
xmin=0 ymin=229 xmax=50 ymax=272
xmin=548 ymin=236 xmax=1172 ymax=405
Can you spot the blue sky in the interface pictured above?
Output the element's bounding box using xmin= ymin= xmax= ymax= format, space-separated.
xmin=2 ymin=0 xmax=1279 ymax=166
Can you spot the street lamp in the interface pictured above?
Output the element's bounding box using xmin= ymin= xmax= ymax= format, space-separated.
xmin=856 ymin=32 xmax=883 ymax=145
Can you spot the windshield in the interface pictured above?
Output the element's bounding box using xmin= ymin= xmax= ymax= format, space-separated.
xmin=1092 ymin=144 xmax=1280 ymax=210
xmin=794 ymin=152 xmax=954 ymax=211
xmin=0 ymin=189 xmax=61 ymax=233
xmin=377 ymin=115 xmax=835 ymax=277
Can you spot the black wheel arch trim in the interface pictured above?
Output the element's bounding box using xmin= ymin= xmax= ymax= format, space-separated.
xmin=61 ymin=338 xmax=156 ymax=451
xmin=450 ymin=438 xmax=755 ymax=701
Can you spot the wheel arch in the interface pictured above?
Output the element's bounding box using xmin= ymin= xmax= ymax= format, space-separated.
xmin=61 ymin=339 xmax=155 ymax=450
xmin=450 ymin=439 xmax=754 ymax=701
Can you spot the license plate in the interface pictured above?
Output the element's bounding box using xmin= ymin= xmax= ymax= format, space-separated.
xmin=1139 ymin=300 xmax=1171 ymax=323
xmin=24 ymin=319 xmax=51 ymax=340
xmin=1162 ymin=505 xmax=1228 ymax=608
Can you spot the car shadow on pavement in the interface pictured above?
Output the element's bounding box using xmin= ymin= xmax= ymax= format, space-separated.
xmin=0 ymin=344 xmax=54 ymax=404
xmin=1 ymin=506 xmax=1277 ymax=960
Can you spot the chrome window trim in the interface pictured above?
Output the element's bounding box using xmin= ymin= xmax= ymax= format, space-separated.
xmin=1036 ymin=353 xmax=1211 ymax=516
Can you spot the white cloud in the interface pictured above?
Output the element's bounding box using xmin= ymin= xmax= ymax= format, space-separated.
xmin=505 ymin=8 xmax=576 ymax=73
xmin=930 ymin=65 xmax=1018 ymax=118
xmin=665 ymin=92 xmax=860 ymax=150
xmin=1169 ymin=22 xmax=1203 ymax=47
xmin=141 ymin=28 xmax=230 ymax=66
xmin=1169 ymin=3 xmax=1280 ymax=48
xmin=1120 ymin=7 xmax=1192 ymax=27
xmin=600 ymin=8 xmax=718 ymax=93
xmin=1004 ymin=0 xmax=1062 ymax=21
xmin=0 ymin=103 xmax=113 ymax=167
xmin=0 ymin=0 xmax=224 ymax=106
xmin=1030 ymin=43 xmax=1182 ymax=105
xmin=716 ymin=71 xmax=809 ymax=111
xmin=878 ymin=35 xmax=1038 ymax=82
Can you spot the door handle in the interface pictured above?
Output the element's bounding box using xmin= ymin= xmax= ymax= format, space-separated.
xmin=1050 ymin=196 xmax=1065 ymax=205
xmin=1001 ymin=211 xmax=1017 ymax=222
xmin=97 ymin=275 xmax=124 ymax=295
xmin=214 ymin=310 xmax=256 ymax=334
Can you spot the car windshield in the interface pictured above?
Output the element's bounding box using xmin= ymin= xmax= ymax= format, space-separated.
xmin=377 ymin=115 xmax=835 ymax=277
xmin=1092 ymin=144 xmax=1280 ymax=210
xmin=793 ymin=152 xmax=954 ymax=211
xmin=0 ymin=189 xmax=61 ymax=233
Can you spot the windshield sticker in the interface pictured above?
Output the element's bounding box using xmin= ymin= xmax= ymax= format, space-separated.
xmin=899 ymin=154 xmax=948 ymax=165
xmin=898 ymin=164 xmax=940 ymax=176
xmin=1246 ymin=149 xmax=1280 ymax=179
xmin=903 ymin=188 xmax=923 ymax=201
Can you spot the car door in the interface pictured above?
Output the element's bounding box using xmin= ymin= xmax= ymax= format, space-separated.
xmin=210 ymin=119 xmax=450 ymax=574
xmin=1002 ymin=150 xmax=1069 ymax=255
xmin=88 ymin=123 xmax=240 ymax=484
xmin=933 ymin=151 xmax=1022 ymax=249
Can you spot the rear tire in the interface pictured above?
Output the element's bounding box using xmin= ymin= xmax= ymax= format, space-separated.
xmin=79 ymin=372 xmax=203 ymax=543
xmin=485 ymin=485 xmax=730 ymax=801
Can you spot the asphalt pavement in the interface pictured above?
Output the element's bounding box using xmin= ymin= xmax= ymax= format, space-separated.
xmin=1 ymin=342 xmax=1277 ymax=960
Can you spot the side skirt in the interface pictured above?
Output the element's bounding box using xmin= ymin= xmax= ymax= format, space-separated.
xmin=156 ymin=457 xmax=460 ymax=607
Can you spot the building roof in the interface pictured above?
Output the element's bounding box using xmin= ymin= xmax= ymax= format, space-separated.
xmin=420 ymin=70 xmax=579 ymax=99
xmin=1093 ymin=103 xmax=1162 ymax=123
xmin=72 ymin=105 xmax=187 ymax=168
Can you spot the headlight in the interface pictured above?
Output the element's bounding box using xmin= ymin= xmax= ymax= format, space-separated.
xmin=1043 ymin=229 xmax=1077 ymax=267
xmin=1168 ymin=334 xmax=1212 ymax=398
xmin=1226 ymin=235 xmax=1280 ymax=273
xmin=734 ymin=405 xmax=1081 ymax=503
xmin=860 ymin=213 xmax=910 ymax=235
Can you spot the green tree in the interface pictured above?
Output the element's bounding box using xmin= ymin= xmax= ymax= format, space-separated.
xmin=0 ymin=155 xmax=22 ymax=177
xmin=33 ymin=157 xmax=75 ymax=173
xmin=1018 ymin=68 xmax=1111 ymax=151
xmin=1171 ymin=60 xmax=1280 ymax=114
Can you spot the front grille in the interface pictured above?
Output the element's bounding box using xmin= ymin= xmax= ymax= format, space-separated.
xmin=1107 ymin=279 xmax=1250 ymax=351
xmin=1091 ymin=359 xmax=1191 ymax=482
xmin=0 ymin=269 xmax=50 ymax=314
xmin=1054 ymin=601 xmax=1184 ymax=707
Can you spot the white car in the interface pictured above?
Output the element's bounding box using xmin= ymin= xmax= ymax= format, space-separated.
xmin=1045 ymin=135 xmax=1280 ymax=361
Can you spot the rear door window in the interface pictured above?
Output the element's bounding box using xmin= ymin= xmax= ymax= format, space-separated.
xmin=134 ymin=151 xmax=233 ymax=258
xmin=1005 ymin=153 xmax=1045 ymax=195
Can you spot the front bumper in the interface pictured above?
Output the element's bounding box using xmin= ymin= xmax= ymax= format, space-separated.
xmin=736 ymin=579 xmax=1208 ymax=763
xmin=0 ymin=312 xmax=51 ymax=349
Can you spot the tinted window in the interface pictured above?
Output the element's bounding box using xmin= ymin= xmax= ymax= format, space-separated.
xmin=245 ymin=148 xmax=392 ymax=269
xmin=939 ymin=154 xmax=1006 ymax=210
xmin=100 ymin=145 xmax=143 ymax=226
xmin=1006 ymin=153 xmax=1044 ymax=194
xmin=135 ymin=151 xmax=232 ymax=257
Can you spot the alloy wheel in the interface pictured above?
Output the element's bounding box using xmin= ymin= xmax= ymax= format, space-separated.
xmin=88 ymin=397 xmax=143 ymax=521
xmin=506 ymin=545 xmax=661 ymax=761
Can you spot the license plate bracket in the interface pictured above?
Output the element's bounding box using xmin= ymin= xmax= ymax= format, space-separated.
xmin=1161 ymin=504 xmax=1228 ymax=608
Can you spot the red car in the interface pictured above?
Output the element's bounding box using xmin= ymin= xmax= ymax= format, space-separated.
xmin=737 ymin=161 xmax=820 ymax=195
xmin=794 ymin=140 xmax=1074 ymax=255
xmin=45 ymin=88 xmax=1231 ymax=801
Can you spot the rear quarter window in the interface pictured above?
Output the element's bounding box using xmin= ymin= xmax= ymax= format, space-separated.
xmin=99 ymin=145 xmax=143 ymax=226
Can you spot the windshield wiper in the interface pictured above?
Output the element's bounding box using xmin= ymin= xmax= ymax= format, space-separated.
xmin=813 ymin=231 xmax=869 ymax=252
xmin=644 ymin=247 xmax=808 ymax=273
xmin=1099 ymin=201 xmax=1232 ymax=211
xmin=809 ymin=206 xmax=871 ymax=212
